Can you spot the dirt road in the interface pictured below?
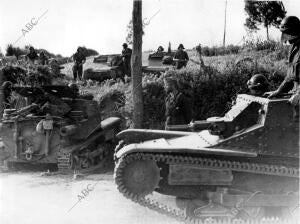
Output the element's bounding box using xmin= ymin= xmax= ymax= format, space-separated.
xmin=0 ymin=171 xmax=179 ymax=224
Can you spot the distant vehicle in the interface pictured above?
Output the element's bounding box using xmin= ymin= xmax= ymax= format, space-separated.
xmin=84 ymin=53 xmax=173 ymax=82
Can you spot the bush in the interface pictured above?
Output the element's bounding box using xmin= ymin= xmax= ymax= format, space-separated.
xmin=195 ymin=39 xmax=289 ymax=58
xmin=6 ymin=44 xmax=27 ymax=59
xmin=80 ymin=47 xmax=99 ymax=57
xmin=196 ymin=44 xmax=241 ymax=57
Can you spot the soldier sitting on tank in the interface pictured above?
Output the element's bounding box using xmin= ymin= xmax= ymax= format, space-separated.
xmin=157 ymin=46 xmax=164 ymax=53
xmin=247 ymin=74 xmax=270 ymax=96
xmin=267 ymin=16 xmax=300 ymax=121
xmin=164 ymin=73 xmax=193 ymax=129
xmin=32 ymin=89 xmax=72 ymax=117
xmin=155 ymin=46 xmax=165 ymax=57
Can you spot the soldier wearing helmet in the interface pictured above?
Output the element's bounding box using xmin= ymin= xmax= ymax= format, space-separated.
xmin=164 ymin=71 xmax=193 ymax=129
xmin=68 ymin=83 xmax=80 ymax=97
xmin=174 ymin=44 xmax=189 ymax=69
xmin=68 ymin=83 xmax=93 ymax=100
xmin=247 ymin=74 xmax=269 ymax=96
xmin=268 ymin=16 xmax=300 ymax=120
xmin=121 ymin=43 xmax=132 ymax=77
xmin=72 ymin=47 xmax=86 ymax=81
xmin=1 ymin=81 xmax=14 ymax=109
xmin=26 ymin=46 xmax=38 ymax=64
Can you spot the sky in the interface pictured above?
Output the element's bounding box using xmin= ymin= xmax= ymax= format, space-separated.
xmin=0 ymin=0 xmax=300 ymax=57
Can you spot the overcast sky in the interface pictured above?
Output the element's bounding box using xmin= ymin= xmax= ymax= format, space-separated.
xmin=0 ymin=0 xmax=300 ymax=56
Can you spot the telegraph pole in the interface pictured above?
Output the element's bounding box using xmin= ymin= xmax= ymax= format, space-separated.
xmin=223 ymin=0 xmax=228 ymax=48
xmin=132 ymin=0 xmax=143 ymax=128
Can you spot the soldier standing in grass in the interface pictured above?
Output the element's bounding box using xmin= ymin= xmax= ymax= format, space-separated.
xmin=121 ymin=43 xmax=132 ymax=76
xmin=174 ymin=44 xmax=189 ymax=69
xmin=72 ymin=47 xmax=86 ymax=81
xmin=39 ymin=51 xmax=48 ymax=65
xmin=164 ymin=73 xmax=193 ymax=129
xmin=268 ymin=16 xmax=300 ymax=121
xmin=26 ymin=46 xmax=39 ymax=64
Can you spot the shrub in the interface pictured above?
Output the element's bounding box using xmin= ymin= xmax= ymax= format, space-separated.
xmin=80 ymin=47 xmax=99 ymax=57
xmin=6 ymin=44 xmax=27 ymax=59
xmin=196 ymin=44 xmax=241 ymax=57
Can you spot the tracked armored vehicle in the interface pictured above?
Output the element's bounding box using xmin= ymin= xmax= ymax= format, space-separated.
xmin=114 ymin=93 xmax=299 ymax=221
xmin=84 ymin=54 xmax=172 ymax=82
xmin=0 ymin=85 xmax=121 ymax=172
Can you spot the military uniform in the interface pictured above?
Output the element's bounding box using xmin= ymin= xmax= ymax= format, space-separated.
xmin=122 ymin=47 xmax=132 ymax=76
xmin=2 ymin=81 xmax=13 ymax=109
xmin=73 ymin=52 xmax=86 ymax=81
xmin=39 ymin=53 xmax=48 ymax=65
xmin=174 ymin=50 xmax=189 ymax=69
xmin=268 ymin=16 xmax=300 ymax=121
xmin=34 ymin=91 xmax=71 ymax=117
xmin=27 ymin=51 xmax=38 ymax=63
xmin=165 ymin=91 xmax=193 ymax=128
xmin=279 ymin=39 xmax=300 ymax=120
xmin=279 ymin=40 xmax=300 ymax=96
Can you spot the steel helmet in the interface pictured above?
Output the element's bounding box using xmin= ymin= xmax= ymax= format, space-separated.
xmin=178 ymin=44 xmax=185 ymax=50
xmin=68 ymin=83 xmax=79 ymax=93
xmin=280 ymin=16 xmax=300 ymax=42
xmin=2 ymin=81 xmax=13 ymax=89
xmin=247 ymin=74 xmax=269 ymax=96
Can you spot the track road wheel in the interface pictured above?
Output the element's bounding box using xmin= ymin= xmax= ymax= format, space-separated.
xmin=120 ymin=155 xmax=160 ymax=197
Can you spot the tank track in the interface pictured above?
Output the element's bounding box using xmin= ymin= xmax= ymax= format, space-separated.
xmin=57 ymin=143 xmax=113 ymax=172
xmin=114 ymin=153 xmax=299 ymax=223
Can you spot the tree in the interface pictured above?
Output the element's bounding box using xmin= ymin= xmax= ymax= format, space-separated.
xmin=5 ymin=44 xmax=26 ymax=59
xmin=244 ymin=1 xmax=286 ymax=40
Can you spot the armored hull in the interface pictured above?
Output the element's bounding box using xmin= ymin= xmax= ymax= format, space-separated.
xmin=114 ymin=94 xmax=299 ymax=221
xmin=0 ymin=85 xmax=121 ymax=172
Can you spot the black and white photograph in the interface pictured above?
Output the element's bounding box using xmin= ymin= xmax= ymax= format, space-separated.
xmin=0 ymin=0 xmax=299 ymax=223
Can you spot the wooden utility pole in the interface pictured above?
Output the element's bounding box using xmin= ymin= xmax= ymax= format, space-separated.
xmin=223 ymin=0 xmax=228 ymax=48
xmin=132 ymin=0 xmax=143 ymax=128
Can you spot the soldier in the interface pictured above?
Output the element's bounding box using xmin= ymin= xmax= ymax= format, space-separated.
xmin=35 ymin=89 xmax=71 ymax=117
xmin=26 ymin=46 xmax=39 ymax=64
xmin=39 ymin=51 xmax=48 ymax=65
xmin=121 ymin=43 xmax=132 ymax=76
xmin=164 ymin=75 xmax=193 ymax=129
xmin=267 ymin=16 xmax=300 ymax=120
xmin=247 ymin=74 xmax=269 ymax=96
xmin=1 ymin=81 xmax=13 ymax=109
xmin=72 ymin=47 xmax=86 ymax=81
xmin=157 ymin=46 xmax=164 ymax=53
xmin=174 ymin=44 xmax=189 ymax=69
xmin=68 ymin=83 xmax=93 ymax=100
